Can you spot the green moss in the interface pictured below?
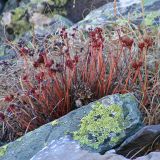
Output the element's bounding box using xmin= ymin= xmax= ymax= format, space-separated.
xmin=16 ymin=137 xmax=22 ymax=142
xmin=73 ymin=102 xmax=125 ymax=149
xmin=144 ymin=0 xmax=158 ymax=6
xmin=50 ymin=120 xmax=58 ymax=126
xmin=54 ymin=0 xmax=68 ymax=7
xmin=31 ymin=0 xmax=54 ymax=5
xmin=31 ymin=0 xmax=67 ymax=6
xmin=12 ymin=7 xmax=26 ymax=22
xmin=0 ymin=144 xmax=8 ymax=157
xmin=11 ymin=7 xmax=31 ymax=35
xmin=144 ymin=11 xmax=160 ymax=26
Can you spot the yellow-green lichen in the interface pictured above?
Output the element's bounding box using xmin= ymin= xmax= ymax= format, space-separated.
xmin=54 ymin=0 xmax=68 ymax=7
xmin=16 ymin=137 xmax=22 ymax=142
xmin=31 ymin=0 xmax=67 ymax=6
xmin=11 ymin=7 xmax=31 ymax=35
xmin=73 ymin=102 xmax=125 ymax=149
xmin=144 ymin=11 xmax=160 ymax=26
xmin=50 ymin=120 xmax=58 ymax=126
xmin=0 ymin=144 xmax=8 ymax=157
xmin=12 ymin=7 xmax=26 ymax=22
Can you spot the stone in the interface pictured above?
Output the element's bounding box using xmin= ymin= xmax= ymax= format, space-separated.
xmin=31 ymin=136 xmax=129 ymax=160
xmin=0 ymin=93 xmax=143 ymax=160
xmin=75 ymin=0 xmax=160 ymax=30
xmin=0 ymin=0 xmax=6 ymax=14
xmin=116 ymin=125 xmax=160 ymax=158
xmin=30 ymin=13 xmax=73 ymax=35
xmin=136 ymin=152 xmax=160 ymax=160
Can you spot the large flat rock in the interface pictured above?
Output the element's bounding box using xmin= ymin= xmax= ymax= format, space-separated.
xmin=0 ymin=93 xmax=143 ymax=160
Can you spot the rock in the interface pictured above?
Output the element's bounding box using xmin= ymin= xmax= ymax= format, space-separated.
xmin=0 ymin=8 xmax=73 ymax=60
xmin=30 ymin=13 xmax=73 ymax=35
xmin=3 ymin=0 xmax=30 ymax=12
xmin=65 ymin=0 xmax=113 ymax=23
xmin=136 ymin=152 xmax=160 ymax=160
xmin=0 ymin=0 xmax=6 ymax=13
xmin=116 ymin=125 xmax=160 ymax=158
xmin=31 ymin=136 xmax=129 ymax=160
xmin=0 ymin=93 xmax=143 ymax=160
xmin=75 ymin=0 xmax=160 ymax=30
xmin=1 ymin=0 xmax=112 ymax=37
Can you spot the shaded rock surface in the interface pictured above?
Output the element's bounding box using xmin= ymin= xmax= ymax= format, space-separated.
xmin=31 ymin=136 xmax=160 ymax=160
xmin=116 ymin=125 xmax=160 ymax=158
xmin=0 ymin=0 xmax=6 ymax=13
xmin=76 ymin=0 xmax=160 ymax=30
xmin=31 ymin=136 xmax=128 ymax=160
xmin=0 ymin=93 xmax=143 ymax=160
xmin=136 ymin=152 xmax=160 ymax=160
xmin=3 ymin=0 xmax=113 ymax=23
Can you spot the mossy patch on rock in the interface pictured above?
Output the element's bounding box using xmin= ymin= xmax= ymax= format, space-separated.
xmin=50 ymin=120 xmax=59 ymax=126
xmin=11 ymin=7 xmax=31 ymax=35
xmin=73 ymin=102 xmax=125 ymax=149
xmin=0 ymin=144 xmax=8 ymax=157
xmin=144 ymin=11 xmax=160 ymax=26
xmin=31 ymin=0 xmax=54 ymax=5
xmin=31 ymin=0 xmax=67 ymax=7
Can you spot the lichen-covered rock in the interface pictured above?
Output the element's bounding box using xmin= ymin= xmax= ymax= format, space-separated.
xmin=0 ymin=93 xmax=143 ymax=160
xmin=73 ymin=103 xmax=126 ymax=150
xmin=0 ymin=145 xmax=8 ymax=158
xmin=76 ymin=0 xmax=160 ymax=30
xmin=30 ymin=13 xmax=73 ymax=35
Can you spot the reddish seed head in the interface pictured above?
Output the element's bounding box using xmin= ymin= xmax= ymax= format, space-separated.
xmin=33 ymin=61 xmax=39 ymax=68
xmin=121 ymin=36 xmax=134 ymax=49
xmin=35 ymin=72 xmax=45 ymax=83
xmin=138 ymin=41 xmax=145 ymax=50
xmin=132 ymin=61 xmax=138 ymax=69
xmin=4 ymin=94 xmax=14 ymax=102
xmin=66 ymin=59 xmax=74 ymax=70
xmin=45 ymin=59 xmax=54 ymax=68
xmin=62 ymin=27 xmax=66 ymax=31
xmin=30 ymin=87 xmax=36 ymax=94
xmin=74 ymin=55 xmax=79 ymax=63
xmin=37 ymin=55 xmax=45 ymax=64
xmin=132 ymin=60 xmax=143 ymax=69
xmin=56 ymin=63 xmax=64 ymax=72
xmin=95 ymin=27 xmax=103 ymax=33
xmin=19 ymin=47 xmax=30 ymax=57
xmin=7 ymin=104 xmax=16 ymax=113
xmin=22 ymin=74 xmax=29 ymax=82
xmin=138 ymin=60 xmax=143 ymax=67
xmin=143 ymin=35 xmax=153 ymax=48
xmin=0 ymin=112 xmax=5 ymax=122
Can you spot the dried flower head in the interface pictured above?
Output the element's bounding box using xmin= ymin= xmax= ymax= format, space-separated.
xmin=0 ymin=112 xmax=5 ymax=122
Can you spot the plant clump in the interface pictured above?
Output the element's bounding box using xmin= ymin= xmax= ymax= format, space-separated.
xmin=0 ymin=24 xmax=159 ymax=143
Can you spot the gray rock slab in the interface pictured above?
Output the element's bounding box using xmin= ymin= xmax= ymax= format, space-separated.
xmin=116 ymin=125 xmax=160 ymax=158
xmin=0 ymin=93 xmax=143 ymax=160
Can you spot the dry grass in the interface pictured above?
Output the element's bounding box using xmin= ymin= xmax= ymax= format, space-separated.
xmin=0 ymin=24 xmax=159 ymax=144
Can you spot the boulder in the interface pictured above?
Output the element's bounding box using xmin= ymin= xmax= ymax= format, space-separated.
xmin=75 ymin=0 xmax=160 ymax=30
xmin=116 ymin=125 xmax=160 ymax=158
xmin=31 ymin=136 xmax=129 ymax=160
xmin=0 ymin=93 xmax=143 ymax=160
xmin=136 ymin=152 xmax=160 ymax=160
xmin=0 ymin=0 xmax=6 ymax=13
